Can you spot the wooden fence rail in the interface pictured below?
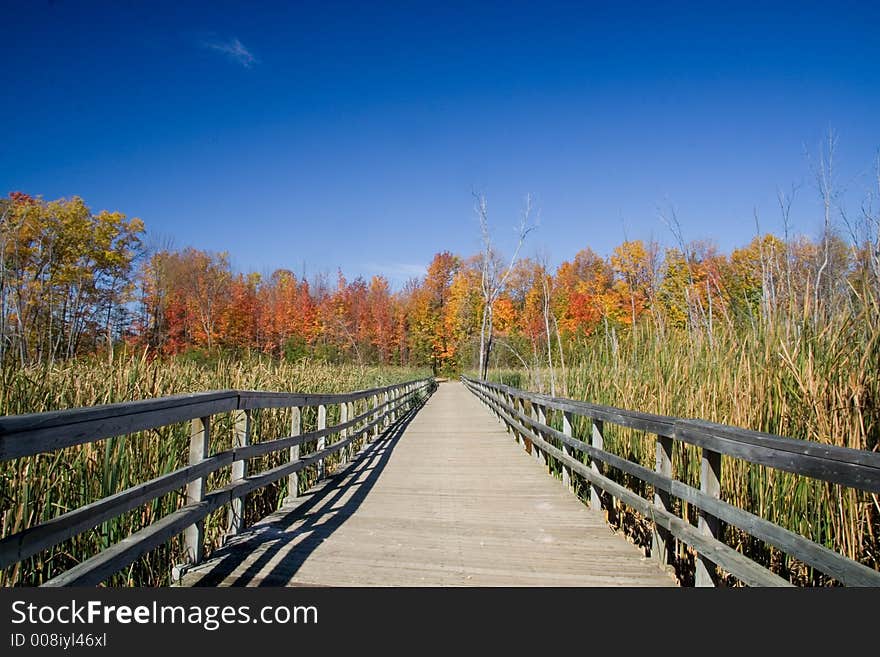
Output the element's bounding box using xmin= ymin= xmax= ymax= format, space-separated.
xmin=0 ymin=378 xmax=434 ymax=586
xmin=462 ymin=376 xmax=880 ymax=587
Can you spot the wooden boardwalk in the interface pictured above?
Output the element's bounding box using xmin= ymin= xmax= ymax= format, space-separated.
xmin=179 ymin=381 xmax=675 ymax=587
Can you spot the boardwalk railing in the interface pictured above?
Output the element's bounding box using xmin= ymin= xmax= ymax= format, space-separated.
xmin=462 ymin=376 xmax=880 ymax=587
xmin=0 ymin=378 xmax=434 ymax=586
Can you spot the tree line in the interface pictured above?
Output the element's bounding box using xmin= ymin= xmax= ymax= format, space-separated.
xmin=2 ymin=162 xmax=878 ymax=375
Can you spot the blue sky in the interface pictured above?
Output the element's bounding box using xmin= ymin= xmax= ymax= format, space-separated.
xmin=2 ymin=1 xmax=879 ymax=287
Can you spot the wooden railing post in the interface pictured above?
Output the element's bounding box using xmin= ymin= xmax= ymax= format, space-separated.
xmin=227 ymin=409 xmax=251 ymax=536
xmin=317 ymin=404 xmax=327 ymax=480
xmin=696 ymin=448 xmax=722 ymax=586
xmin=339 ymin=401 xmax=349 ymax=464
xmin=383 ymin=391 xmax=390 ymax=429
xmin=562 ymin=411 xmax=573 ymax=492
xmin=533 ymin=403 xmax=546 ymax=467
xmin=590 ymin=419 xmax=604 ymax=516
xmin=514 ymin=396 xmax=525 ymax=448
xmin=284 ymin=406 xmax=302 ymax=504
xmin=372 ymin=394 xmax=380 ymax=440
xmin=349 ymin=400 xmax=356 ymax=456
xmin=389 ymin=387 xmax=399 ymax=424
xmin=652 ymin=435 xmax=673 ymax=567
xmin=184 ymin=415 xmax=210 ymax=564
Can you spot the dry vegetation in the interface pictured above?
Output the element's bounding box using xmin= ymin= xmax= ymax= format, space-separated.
xmin=0 ymin=352 xmax=428 ymax=586
xmin=492 ymin=295 xmax=880 ymax=584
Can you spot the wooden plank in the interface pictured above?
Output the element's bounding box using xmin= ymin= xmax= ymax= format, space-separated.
xmin=227 ymin=409 xmax=251 ymax=536
xmin=339 ymin=401 xmax=349 ymax=465
xmin=562 ymin=411 xmax=573 ymax=491
xmin=180 ymin=382 xmax=675 ymax=588
xmin=463 ymin=378 xmax=880 ymax=491
xmin=316 ymin=405 xmax=327 ymax=480
xmin=462 ymin=376 xmax=675 ymax=437
xmin=533 ymin=402 xmax=546 ymax=465
xmin=372 ymin=394 xmax=379 ymax=440
xmin=471 ymin=379 xmax=880 ymax=586
xmin=184 ymin=416 xmax=210 ymax=564
xmin=590 ymin=419 xmax=604 ymax=514
xmin=43 ymin=501 xmax=217 ymax=587
xmin=233 ymin=400 xmax=393 ymax=461
xmin=0 ymin=452 xmax=233 ymax=569
xmin=675 ymin=422 xmax=880 ymax=493
xmin=44 ymin=420 xmax=387 ymax=587
xmin=285 ymin=407 xmax=301 ymax=503
xmin=652 ymin=435 xmax=674 ymax=567
xmin=1 ymin=380 xmax=432 ymax=462
xmin=0 ymin=394 xmax=238 ymax=461
xmin=219 ymin=425 xmax=375 ymax=503
xmin=525 ymin=408 xmax=880 ymax=585
xmin=6 ymin=379 xmax=430 ymax=585
xmin=483 ymin=399 xmax=790 ymax=586
xmin=236 ymin=379 xmax=432 ymax=410
xmin=696 ymin=448 xmax=722 ymax=586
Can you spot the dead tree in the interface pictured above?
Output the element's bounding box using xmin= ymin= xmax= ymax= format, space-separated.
xmin=475 ymin=193 xmax=534 ymax=380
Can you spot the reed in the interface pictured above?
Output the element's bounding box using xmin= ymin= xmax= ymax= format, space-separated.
xmin=492 ymin=307 xmax=880 ymax=584
xmin=0 ymin=350 xmax=428 ymax=586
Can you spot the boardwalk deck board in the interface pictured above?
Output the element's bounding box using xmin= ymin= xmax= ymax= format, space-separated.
xmin=180 ymin=382 xmax=676 ymax=587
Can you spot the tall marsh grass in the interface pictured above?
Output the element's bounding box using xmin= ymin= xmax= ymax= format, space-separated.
xmin=492 ymin=308 xmax=880 ymax=584
xmin=0 ymin=351 xmax=429 ymax=586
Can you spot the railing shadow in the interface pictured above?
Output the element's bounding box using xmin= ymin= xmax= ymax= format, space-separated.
xmin=185 ymin=399 xmax=425 ymax=586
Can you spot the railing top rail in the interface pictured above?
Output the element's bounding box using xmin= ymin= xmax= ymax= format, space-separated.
xmin=462 ymin=376 xmax=880 ymax=493
xmin=0 ymin=378 xmax=433 ymax=462
xmin=462 ymin=375 xmax=676 ymax=434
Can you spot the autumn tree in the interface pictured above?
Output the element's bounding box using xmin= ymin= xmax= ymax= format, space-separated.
xmin=408 ymin=252 xmax=459 ymax=374
xmin=0 ymin=193 xmax=143 ymax=365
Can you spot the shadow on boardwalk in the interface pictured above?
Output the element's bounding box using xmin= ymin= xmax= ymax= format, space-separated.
xmin=183 ymin=402 xmax=423 ymax=587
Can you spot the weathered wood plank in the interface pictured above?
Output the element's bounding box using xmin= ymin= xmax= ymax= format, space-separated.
xmin=590 ymin=419 xmax=604 ymax=514
xmin=696 ymin=448 xmax=722 ymax=586
xmin=464 ymin=376 xmax=880 ymax=493
xmin=1 ymin=380 xmax=431 ymax=462
xmin=652 ymin=435 xmax=673 ymax=567
xmin=41 ymin=408 xmax=408 ymax=587
xmin=184 ymin=416 xmax=210 ymax=564
xmin=562 ymin=411 xmax=573 ymax=492
xmin=180 ymin=382 xmax=675 ymax=588
xmin=479 ymin=394 xmax=789 ymax=586
xmin=466 ymin=378 xmax=880 ymax=586
xmin=0 ymin=394 xmax=238 ymax=461
xmin=464 ymin=377 xmax=676 ymax=436
xmin=0 ymin=451 xmax=233 ymax=569
xmin=227 ymin=409 xmax=251 ymax=536
xmin=43 ymin=502 xmax=217 ymax=587
xmin=236 ymin=380 xmax=430 ymax=409
xmin=4 ymin=381 xmax=428 ymax=586
xmin=675 ymin=422 xmax=880 ymax=493
xmin=285 ymin=407 xmax=302 ymax=503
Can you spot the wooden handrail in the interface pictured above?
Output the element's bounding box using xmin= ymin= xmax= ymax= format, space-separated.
xmin=0 ymin=378 xmax=435 ymax=586
xmin=462 ymin=375 xmax=880 ymax=587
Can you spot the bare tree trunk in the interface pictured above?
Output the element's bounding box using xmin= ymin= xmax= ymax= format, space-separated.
xmin=552 ymin=313 xmax=567 ymax=397
xmin=814 ymin=129 xmax=837 ymax=324
xmin=542 ymin=273 xmax=556 ymax=396
xmin=480 ymin=304 xmax=494 ymax=380
xmin=478 ymin=301 xmax=489 ymax=378
xmin=474 ymin=192 xmax=534 ymax=381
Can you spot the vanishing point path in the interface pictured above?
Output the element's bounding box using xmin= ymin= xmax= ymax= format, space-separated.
xmin=180 ymin=381 xmax=675 ymax=587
